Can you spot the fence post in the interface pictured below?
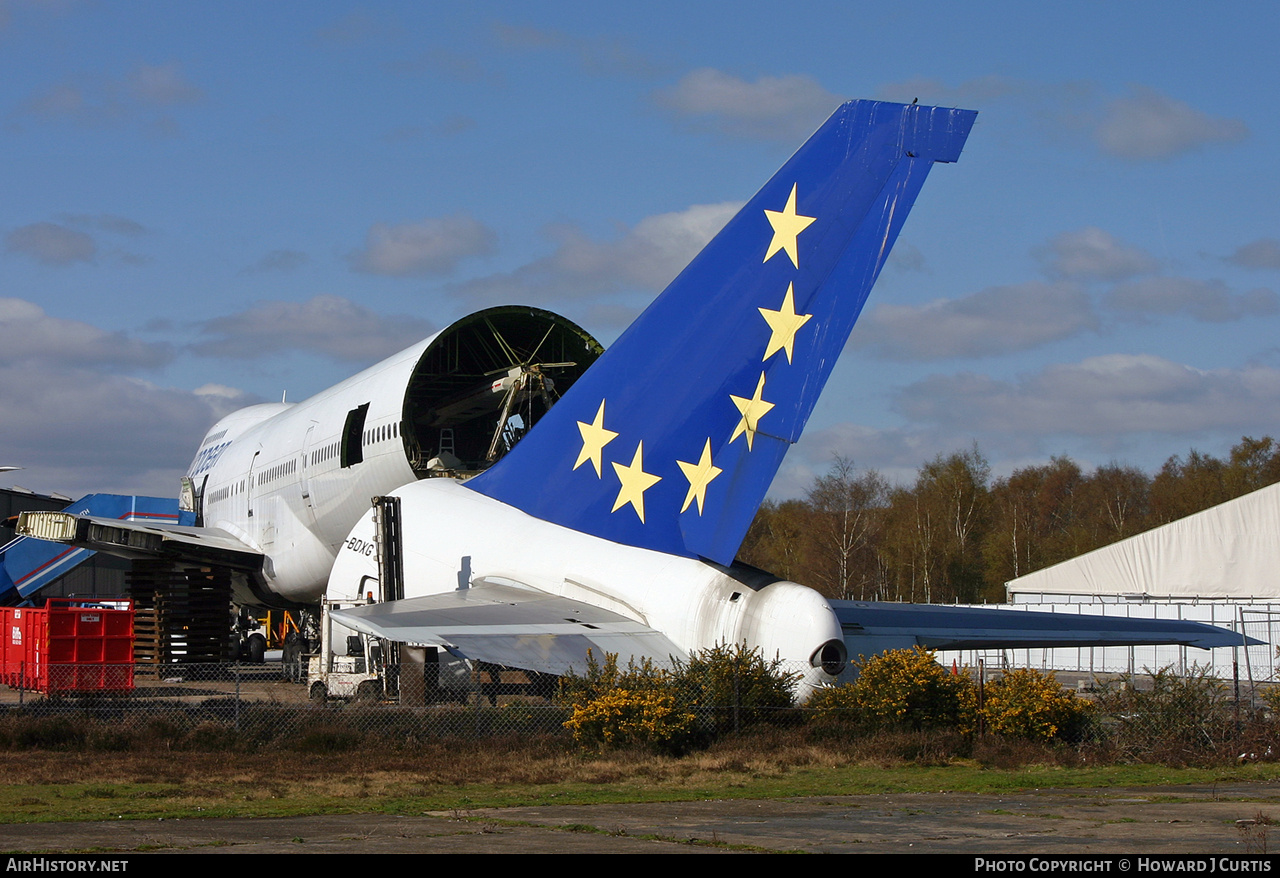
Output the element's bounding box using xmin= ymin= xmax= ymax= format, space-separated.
xmin=733 ymin=664 xmax=740 ymax=735
xmin=234 ymin=662 xmax=241 ymax=732
xmin=976 ymin=658 xmax=985 ymax=737
xmin=1233 ymin=659 xmax=1241 ymax=743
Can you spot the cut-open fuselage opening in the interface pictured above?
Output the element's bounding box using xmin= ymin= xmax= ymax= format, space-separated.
xmin=400 ymin=306 xmax=603 ymax=478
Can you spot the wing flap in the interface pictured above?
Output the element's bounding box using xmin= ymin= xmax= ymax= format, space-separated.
xmin=331 ymin=581 xmax=687 ymax=677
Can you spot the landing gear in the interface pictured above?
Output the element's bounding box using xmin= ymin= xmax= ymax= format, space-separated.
xmin=244 ymin=632 xmax=267 ymax=664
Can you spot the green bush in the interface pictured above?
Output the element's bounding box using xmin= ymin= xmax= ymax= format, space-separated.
xmin=556 ymin=651 xmax=669 ymax=707
xmin=671 ymin=643 xmax=800 ymax=736
xmin=1091 ymin=666 xmax=1234 ymax=766
xmin=557 ymin=644 xmax=800 ymax=751
xmin=981 ymin=668 xmax=1090 ymax=741
xmin=847 ymin=647 xmax=975 ymax=732
xmin=805 ymin=681 xmax=862 ymax=726
xmin=563 ymin=688 xmax=697 ymax=753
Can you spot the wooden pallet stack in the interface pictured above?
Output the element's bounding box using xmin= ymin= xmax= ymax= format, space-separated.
xmin=127 ymin=560 xmax=233 ymax=670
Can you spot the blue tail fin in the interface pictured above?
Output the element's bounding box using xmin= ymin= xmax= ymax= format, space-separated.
xmin=466 ymin=99 xmax=976 ymax=565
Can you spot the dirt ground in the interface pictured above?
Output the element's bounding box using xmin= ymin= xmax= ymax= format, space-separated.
xmin=2 ymin=783 xmax=1279 ymax=854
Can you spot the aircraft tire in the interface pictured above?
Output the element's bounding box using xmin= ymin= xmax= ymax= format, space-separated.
xmin=246 ymin=633 xmax=267 ymax=664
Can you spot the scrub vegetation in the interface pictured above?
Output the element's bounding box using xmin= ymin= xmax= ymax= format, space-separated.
xmin=558 ymin=645 xmax=798 ymax=753
xmin=1 ymin=723 xmax=1279 ymax=825
xmin=4 ymin=646 xmax=1273 ymax=819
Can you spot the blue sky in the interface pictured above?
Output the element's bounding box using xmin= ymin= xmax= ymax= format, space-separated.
xmin=2 ymin=1 xmax=1278 ymax=499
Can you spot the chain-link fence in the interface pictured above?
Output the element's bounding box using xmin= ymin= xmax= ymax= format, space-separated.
xmin=1 ymin=658 xmax=1278 ymax=766
xmin=947 ymin=599 xmax=1277 ymax=682
xmin=0 ymin=657 xmax=809 ymax=750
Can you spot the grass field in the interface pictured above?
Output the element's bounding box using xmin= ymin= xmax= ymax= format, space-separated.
xmin=4 ymin=731 xmax=1280 ymax=825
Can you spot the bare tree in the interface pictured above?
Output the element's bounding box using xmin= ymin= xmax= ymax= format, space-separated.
xmin=805 ymin=457 xmax=888 ymax=600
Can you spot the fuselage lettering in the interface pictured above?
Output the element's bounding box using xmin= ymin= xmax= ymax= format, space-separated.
xmin=344 ymin=537 xmax=375 ymax=557
xmin=189 ymin=441 xmax=232 ymax=477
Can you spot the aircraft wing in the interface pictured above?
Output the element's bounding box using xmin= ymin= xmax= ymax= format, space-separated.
xmin=330 ymin=580 xmax=687 ymax=676
xmin=833 ymin=600 xmax=1260 ymax=654
xmin=17 ymin=510 xmax=263 ymax=574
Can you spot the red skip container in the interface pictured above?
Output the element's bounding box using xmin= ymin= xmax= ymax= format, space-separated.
xmin=1 ymin=599 xmax=135 ymax=694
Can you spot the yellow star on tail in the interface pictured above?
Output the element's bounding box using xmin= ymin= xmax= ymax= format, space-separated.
xmin=677 ymin=438 xmax=722 ymax=515
xmin=758 ymin=282 xmax=812 ymax=363
xmin=729 ymin=372 xmax=775 ymax=451
xmin=573 ymin=400 xmax=618 ymax=477
xmin=611 ymin=441 xmax=661 ymax=523
xmin=763 ymin=183 xmax=815 ymax=268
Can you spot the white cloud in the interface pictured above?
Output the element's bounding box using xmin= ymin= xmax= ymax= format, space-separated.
xmin=56 ymin=213 xmax=147 ymax=237
xmin=242 ymin=249 xmax=308 ymax=274
xmin=1227 ymin=238 xmax=1280 ymax=270
xmin=190 ymin=295 xmax=436 ymax=362
xmin=126 ymin=62 xmax=205 ymax=106
xmin=887 ymin=242 xmax=927 ymax=273
xmin=877 ymin=75 xmax=1024 ymax=107
xmin=877 ymin=79 xmax=1249 ymax=164
xmin=493 ymin=22 xmax=660 ymax=78
xmin=1038 ymin=227 xmax=1157 ymax=281
xmin=0 ymin=299 xmax=172 ymax=369
xmin=193 ymin=383 xmax=251 ymax=404
xmin=1094 ymin=86 xmax=1248 ymax=160
xmin=349 ymin=214 xmax=495 ymax=276
xmin=451 ymin=201 xmax=740 ymax=308
xmin=5 ymin=222 xmax=95 ymax=265
xmin=314 ymin=10 xmax=388 ymax=45
xmin=654 ymin=69 xmax=840 ymax=141
xmin=18 ymin=62 xmax=204 ymax=133
xmin=856 ymin=282 xmax=1097 ymax=360
xmin=895 ymin=355 xmax=1280 ymax=438
xmin=554 ymin=202 xmax=740 ymax=289
xmin=21 ymin=81 xmax=98 ymax=120
xmin=1106 ymin=277 xmax=1278 ymax=322
xmin=0 ymin=363 xmax=253 ymax=497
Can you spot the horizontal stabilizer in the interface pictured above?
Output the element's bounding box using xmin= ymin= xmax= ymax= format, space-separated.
xmin=833 ymin=601 xmax=1258 ymax=653
xmin=331 ymin=580 xmax=687 ymax=677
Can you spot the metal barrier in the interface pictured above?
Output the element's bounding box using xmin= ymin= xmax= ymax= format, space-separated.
xmin=0 ymin=659 xmax=1274 ymax=765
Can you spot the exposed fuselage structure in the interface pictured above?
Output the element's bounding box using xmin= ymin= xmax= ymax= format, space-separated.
xmin=186 ymin=306 xmax=602 ymax=606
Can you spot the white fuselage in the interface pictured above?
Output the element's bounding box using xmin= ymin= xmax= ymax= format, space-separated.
xmin=187 ymin=335 xmax=435 ymax=605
